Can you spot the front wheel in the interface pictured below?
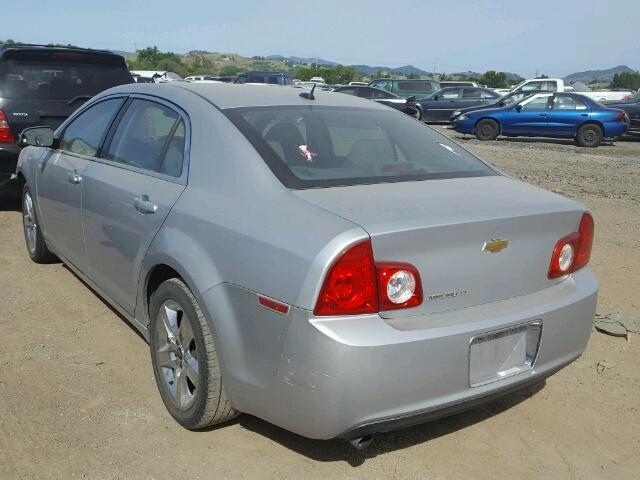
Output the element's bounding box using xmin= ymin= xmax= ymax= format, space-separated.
xmin=475 ymin=119 xmax=500 ymax=141
xmin=149 ymin=278 xmax=238 ymax=430
xmin=575 ymin=124 xmax=603 ymax=148
xmin=22 ymin=185 xmax=57 ymax=263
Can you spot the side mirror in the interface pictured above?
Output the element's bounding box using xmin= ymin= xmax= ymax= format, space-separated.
xmin=515 ymin=104 xmax=523 ymax=112
xmin=19 ymin=126 xmax=56 ymax=148
xmin=433 ymin=95 xmax=440 ymax=101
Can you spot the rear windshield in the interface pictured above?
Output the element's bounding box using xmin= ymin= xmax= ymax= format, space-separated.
xmin=0 ymin=52 xmax=132 ymax=100
xmin=224 ymin=106 xmax=496 ymax=189
xmin=395 ymin=81 xmax=438 ymax=95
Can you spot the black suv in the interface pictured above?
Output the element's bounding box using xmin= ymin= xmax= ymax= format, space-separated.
xmin=234 ymin=71 xmax=291 ymax=85
xmin=0 ymin=44 xmax=133 ymax=198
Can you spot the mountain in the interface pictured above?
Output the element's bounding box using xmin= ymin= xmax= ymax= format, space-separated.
xmin=352 ymin=64 xmax=429 ymax=76
xmin=266 ymin=55 xmax=337 ymax=66
xmin=563 ymin=65 xmax=634 ymax=84
xmin=451 ymin=71 xmax=524 ymax=81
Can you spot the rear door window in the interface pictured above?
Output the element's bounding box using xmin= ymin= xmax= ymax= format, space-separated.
xmin=104 ymin=99 xmax=185 ymax=176
xmin=58 ymin=98 xmax=125 ymax=156
xmin=462 ymin=88 xmax=483 ymax=98
xmin=552 ymin=95 xmax=587 ymax=110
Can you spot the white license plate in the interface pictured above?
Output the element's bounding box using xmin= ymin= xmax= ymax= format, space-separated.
xmin=469 ymin=321 xmax=542 ymax=387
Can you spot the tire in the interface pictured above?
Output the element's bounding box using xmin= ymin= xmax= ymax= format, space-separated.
xmin=149 ymin=278 xmax=238 ymax=429
xmin=415 ymin=106 xmax=422 ymax=121
xmin=22 ymin=185 xmax=57 ymax=263
xmin=575 ymin=124 xmax=603 ymax=148
xmin=475 ymin=119 xmax=500 ymax=141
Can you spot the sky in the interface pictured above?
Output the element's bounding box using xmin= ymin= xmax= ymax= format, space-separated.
xmin=5 ymin=0 xmax=639 ymax=77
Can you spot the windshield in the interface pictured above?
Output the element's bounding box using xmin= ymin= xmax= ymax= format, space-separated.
xmin=498 ymin=91 xmax=533 ymax=106
xmin=0 ymin=56 xmax=132 ymax=100
xmin=224 ymin=106 xmax=496 ymax=189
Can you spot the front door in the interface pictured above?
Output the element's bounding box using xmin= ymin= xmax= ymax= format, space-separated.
xmin=81 ymin=98 xmax=187 ymax=314
xmin=36 ymin=97 xmax=125 ymax=270
xmin=505 ymin=94 xmax=553 ymax=135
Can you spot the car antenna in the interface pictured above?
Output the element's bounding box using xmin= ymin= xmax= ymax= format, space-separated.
xmin=299 ymin=83 xmax=316 ymax=100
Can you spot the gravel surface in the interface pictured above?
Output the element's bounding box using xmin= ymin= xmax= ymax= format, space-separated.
xmin=1 ymin=131 xmax=639 ymax=479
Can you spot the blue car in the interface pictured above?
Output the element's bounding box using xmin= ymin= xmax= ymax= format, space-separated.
xmin=453 ymin=92 xmax=629 ymax=147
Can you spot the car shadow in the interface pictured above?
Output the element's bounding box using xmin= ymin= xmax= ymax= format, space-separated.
xmin=203 ymin=380 xmax=546 ymax=466
xmin=0 ymin=195 xmax=21 ymax=212
xmin=455 ymin=135 xmax=619 ymax=148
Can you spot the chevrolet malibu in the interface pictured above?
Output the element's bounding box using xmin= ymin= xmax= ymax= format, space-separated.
xmin=16 ymin=83 xmax=597 ymax=447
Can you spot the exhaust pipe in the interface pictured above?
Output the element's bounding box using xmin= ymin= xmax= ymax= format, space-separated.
xmin=348 ymin=435 xmax=374 ymax=450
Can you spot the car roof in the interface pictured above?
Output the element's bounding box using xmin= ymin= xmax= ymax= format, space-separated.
xmin=239 ymin=71 xmax=288 ymax=76
xmin=105 ymin=83 xmax=391 ymax=110
xmin=0 ymin=43 xmax=120 ymax=58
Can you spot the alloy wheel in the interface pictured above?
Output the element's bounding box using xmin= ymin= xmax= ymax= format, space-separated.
xmin=155 ymin=299 xmax=199 ymax=411
xmin=23 ymin=191 xmax=37 ymax=255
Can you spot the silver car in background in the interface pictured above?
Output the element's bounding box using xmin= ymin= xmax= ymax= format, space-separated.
xmin=16 ymin=83 xmax=597 ymax=446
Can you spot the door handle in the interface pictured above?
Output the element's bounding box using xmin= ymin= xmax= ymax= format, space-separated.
xmin=134 ymin=194 xmax=158 ymax=214
xmin=580 ymin=113 xmax=588 ymax=117
xmin=539 ymin=113 xmax=547 ymax=117
xmin=67 ymin=171 xmax=82 ymax=184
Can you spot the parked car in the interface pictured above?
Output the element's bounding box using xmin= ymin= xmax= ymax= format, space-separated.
xmin=131 ymin=70 xmax=183 ymax=83
xmin=449 ymin=90 xmax=550 ymax=122
xmin=333 ymin=85 xmax=418 ymax=117
xmin=453 ymin=92 xmax=628 ymax=147
xmin=309 ymin=76 xmax=325 ymax=83
xmin=603 ymin=90 xmax=640 ymax=135
xmin=17 ymin=83 xmax=597 ymax=447
xmin=439 ymin=81 xmax=479 ymax=88
xmin=0 ymin=44 xmax=133 ymax=199
xmin=234 ymin=71 xmax=291 ymax=85
xmin=415 ymin=87 xmax=500 ymax=122
xmin=368 ymin=78 xmax=440 ymax=99
xmin=185 ymin=75 xmax=218 ymax=82
xmin=511 ymin=78 xmax=633 ymax=102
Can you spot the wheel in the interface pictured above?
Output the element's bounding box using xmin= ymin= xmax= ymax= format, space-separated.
xmin=22 ymin=185 xmax=57 ymax=263
xmin=415 ymin=106 xmax=422 ymax=121
xmin=149 ymin=278 xmax=238 ymax=429
xmin=475 ymin=119 xmax=499 ymax=141
xmin=575 ymin=124 xmax=603 ymax=147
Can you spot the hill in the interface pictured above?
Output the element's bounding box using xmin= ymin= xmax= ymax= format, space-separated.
xmin=563 ymin=65 xmax=634 ymax=84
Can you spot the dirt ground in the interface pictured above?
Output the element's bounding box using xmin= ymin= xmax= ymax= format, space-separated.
xmin=1 ymin=131 xmax=639 ymax=480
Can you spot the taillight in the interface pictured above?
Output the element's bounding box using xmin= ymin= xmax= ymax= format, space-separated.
xmin=0 ymin=111 xmax=16 ymax=143
xmin=314 ymin=240 xmax=422 ymax=316
xmin=616 ymin=112 xmax=626 ymax=120
xmin=548 ymin=213 xmax=594 ymax=279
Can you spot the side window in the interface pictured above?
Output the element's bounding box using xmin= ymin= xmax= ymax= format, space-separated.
xmin=369 ymin=89 xmax=391 ymax=99
xmin=553 ymin=95 xmax=587 ymax=110
xmin=542 ymin=81 xmax=558 ymax=92
xmin=105 ymin=99 xmax=184 ymax=175
xmin=521 ymin=95 xmax=551 ymax=111
xmin=440 ymin=89 xmax=461 ymax=100
xmin=357 ymin=88 xmax=374 ymax=99
xmin=521 ymin=81 xmax=543 ymax=92
xmin=462 ymin=88 xmax=482 ymax=99
xmin=482 ymin=89 xmax=498 ymax=99
xmin=59 ymin=98 xmax=124 ymax=157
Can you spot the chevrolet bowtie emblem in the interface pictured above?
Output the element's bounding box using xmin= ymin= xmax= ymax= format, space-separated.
xmin=483 ymin=239 xmax=509 ymax=253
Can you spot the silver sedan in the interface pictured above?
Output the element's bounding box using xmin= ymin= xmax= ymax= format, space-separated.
xmin=16 ymin=83 xmax=597 ymax=447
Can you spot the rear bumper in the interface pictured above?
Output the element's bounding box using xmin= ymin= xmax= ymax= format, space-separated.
xmin=202 ymin=268 xmax=597 ymax=440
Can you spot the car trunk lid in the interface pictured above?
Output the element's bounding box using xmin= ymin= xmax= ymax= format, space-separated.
xmin=294 ymin=176 xmax=585 ymax=318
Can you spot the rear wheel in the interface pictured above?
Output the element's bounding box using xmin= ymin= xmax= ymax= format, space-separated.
xmin=22 ymin=185 xmax=57 ymax=263
xmin=475 ymin=119 xmax=499 ymax=141
xmin=149 ymin=278 xmax=238 ymax=430
xmin=575 ymin=124 xmax=603 ymax=147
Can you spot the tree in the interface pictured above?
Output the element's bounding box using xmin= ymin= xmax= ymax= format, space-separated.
xmin=439 ymin=72 xmax=449 ymax=81
xmin=479 ymin=70 xmax=508 ymax=88
xmin=128 ymin=46 xmax=187 ymax=76
xmin=611 ymin=72 xmax=640 ymax=91
xmin=220 ymin=65 xmax=242 ymax=76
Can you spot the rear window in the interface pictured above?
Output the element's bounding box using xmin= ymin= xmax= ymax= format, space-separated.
xmin=0 ymin=51 xmax=132 ymax=100
xmin=396 ymin=81 xmax=438 ymax=95
xmin=224 ymin=106 xmax=495 ymax=189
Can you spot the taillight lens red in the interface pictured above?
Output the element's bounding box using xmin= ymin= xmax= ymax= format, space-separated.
xmin=0 ymin=111 xmax=16 ymax=144
xmin=616 ymin=112 xmax=626 ymax=120
xmin=314 ymin=240 xmax=423 ymax=316
xmin=548 ymin=212 xmax=594 ymax=278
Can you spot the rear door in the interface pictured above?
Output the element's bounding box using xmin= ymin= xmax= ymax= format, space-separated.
xmin=427 ymin=88 xmax=462 ymax=121
xmin=36 ymin=97 xmax=125 ymax=271
xmin=81 ymin=97 xmax=187 ymax=314
xmin=505 ymin=94 xmax=552 ymax=135
xmin=546 ymin=94 xmax=590 ymax=135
